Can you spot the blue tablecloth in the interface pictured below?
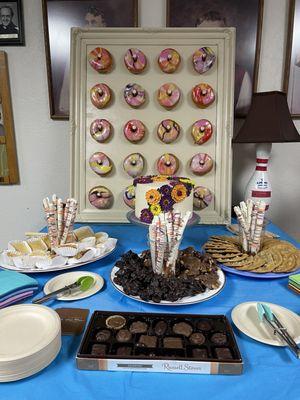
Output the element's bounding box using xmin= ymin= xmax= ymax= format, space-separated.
xmin=1 ymin=222 xmax=300 ymax=400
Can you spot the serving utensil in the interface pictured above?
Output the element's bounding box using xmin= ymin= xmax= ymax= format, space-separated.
xmin=257 ymin=302 xmax=300 ymax=358
xmin=33 ymin=276 xmax=94 ymax=304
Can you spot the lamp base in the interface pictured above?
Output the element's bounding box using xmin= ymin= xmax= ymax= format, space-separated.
xmin=244 ymin=143 xmax=272 ymax=210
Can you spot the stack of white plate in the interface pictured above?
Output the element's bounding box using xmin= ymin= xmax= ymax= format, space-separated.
xmin=0 ymin=304 xmax=61 ymax=382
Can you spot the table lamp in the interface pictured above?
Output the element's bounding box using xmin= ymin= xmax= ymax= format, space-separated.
xmin=233 ymin=91 xmax=300 ymax=210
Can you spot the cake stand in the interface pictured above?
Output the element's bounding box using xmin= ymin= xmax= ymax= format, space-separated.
xmin=126 ymin=211 xmax=200 ymax=227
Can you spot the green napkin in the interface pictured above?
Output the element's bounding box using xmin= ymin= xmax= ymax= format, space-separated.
xmin=289 ymin=273 xmax=300 ymax=289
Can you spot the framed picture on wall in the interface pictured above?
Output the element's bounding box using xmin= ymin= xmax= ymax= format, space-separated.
xmin=167 ymin=0 xmax=264 ymax=118
xmin=42 ymin=0 xmax=138 ymax=120
xmin=0 ymin=0 xmax=25 ymax=46
xmin=284 ymin=0 xmax=300 ymax=118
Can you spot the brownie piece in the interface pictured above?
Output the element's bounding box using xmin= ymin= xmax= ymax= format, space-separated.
xmin=215 ymin=347 xmax=233 ymax=359
xmin=192 ymin=348 xmax=208 ymax=359
xmin=173 ymin=322 xmax=193 ymax=337
xmin=189 ymin=332 xmax=205 ymax=345
xmin=211 ymin=332 xmax=227 ymax=345
xmin=197 ymin=320 xmax=212 ymax=331
xmin=95 ymin=329 xmax=111 ymax=342
xmin=116 ymin=346 xmax=132 ymax=356
xmin=116 ymin=329 xmax=132 ymax=343
xmin=154 ymin=320 xmax=168 ymax=336
xmin=91 ymin=344 xmax=106 ymax=356
xmin=129 ymin=321 xmax=148 ymax=334
xmin=138 ymin=335 xmax=157 ymax=348
xmin=163 ymin=337 xmax=183 ymax=349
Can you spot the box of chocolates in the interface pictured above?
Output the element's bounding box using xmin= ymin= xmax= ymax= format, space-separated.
xmin=76 ymin=311 xmax=243 ymax=375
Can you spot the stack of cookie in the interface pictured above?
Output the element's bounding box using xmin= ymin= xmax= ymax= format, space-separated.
xmin=203 ymin=236 xmax=300 ymax=274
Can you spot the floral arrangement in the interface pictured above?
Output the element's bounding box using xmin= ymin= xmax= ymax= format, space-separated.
xmin=138 ymin=177 xmax=194 ymax=223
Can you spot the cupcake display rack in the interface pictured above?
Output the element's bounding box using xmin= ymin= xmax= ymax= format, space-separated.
xmin=70 ymin=28 xmax=235 ymax=224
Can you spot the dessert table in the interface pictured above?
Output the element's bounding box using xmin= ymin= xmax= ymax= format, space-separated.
xmin=1 ymin=222 xmax=300 ymax=400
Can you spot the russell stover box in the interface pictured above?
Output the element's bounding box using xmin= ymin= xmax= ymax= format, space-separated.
xmin=76 ymin=311 xmax=243 ymax=375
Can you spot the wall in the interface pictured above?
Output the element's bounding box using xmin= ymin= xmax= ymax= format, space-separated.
xmin=0 ymin=0 xmax=299 ymax=248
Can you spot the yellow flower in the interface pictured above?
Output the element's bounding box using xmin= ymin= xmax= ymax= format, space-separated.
xmin=171 ymin=184 xmax=187 ymax=202
xmin=152 ymin=175 xmax=168 ymax=182
xmin=150 ymin=204 xmax=162 ymax=216
xmin=145 ymin=189 xmax=161 ymax=205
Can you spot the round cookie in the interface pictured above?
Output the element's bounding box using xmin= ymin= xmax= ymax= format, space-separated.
xmin=192 ymin=83 xmax=215 ymax=108
xmin=157 ymin=83 xmax=181 ymax=109
xmin=157 ymin=153 xmax=179 ymax=175
xmin=191 ymin=119 xmax=213 ymax=145
xmin=190 ymin=153 xmax=213 ymax=175
xmin=88 ymin=186 xmax=113 ymax=209
xmin=88 ymin=47 xmax=113 ymax=73
xmin=123 ymin=185 xmax=135 ymax=209
xmin=124 ymin=83 xmax=146 ymax=108
xmin=123 ymin=153 xmax=144 ymax=178
xmin=192 ymin=47 xmax=216 ymax=74
xmin=123 ymin=120 xmax=146 ymax=143
xmin=124 ymin=48 xmax=147 ymax=74
xmin=90 ymin=83 xmax=111 ymax=109
xmin=158 ymin=48 xmax=181 ymax=73
xmin=193 ymin=186 xmax=213 ymax=210
xmin=157 ymin=119 xmax=180 ymax=143
xmin=90 ymin=119 xmax=112 ymax=143
xmin=89 ymin=152 xmax=112 ymax=176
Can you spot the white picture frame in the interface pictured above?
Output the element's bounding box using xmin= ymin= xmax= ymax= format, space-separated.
xmin=70 ymin=28 xmax=235 ymax=224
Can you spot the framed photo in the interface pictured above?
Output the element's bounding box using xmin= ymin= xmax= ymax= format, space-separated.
xmin=0 ymin=51 xmax=19 ymax=184
xmin=0 ymin=0 xmax=25 ymax=46
xmin=42 ymin=0 xmax=138 ymax=120
xmin=284 ymin=0 xmax=300 ymax=118
xmin=167 ymin=0 xmax=264 ymax=118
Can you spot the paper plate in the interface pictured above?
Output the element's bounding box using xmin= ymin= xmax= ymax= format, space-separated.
xmin=110 ymin=266 xmax=225 ymax=306
xmin=231 ymin=301 xmax=300 ymax=346
xmin=43 ymin=271 xmax=104 ymax=301
xmin=0 ymin=304 xmax=61 ymax=362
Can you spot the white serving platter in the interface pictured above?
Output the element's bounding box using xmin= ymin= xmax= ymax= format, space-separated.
xmin=110 ymin=266 xmax=225 ymax=306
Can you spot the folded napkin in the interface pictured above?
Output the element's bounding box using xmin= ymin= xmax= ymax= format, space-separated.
xmin=0 ymin=270 xmax=39 ymax=307
xmin=289 ymin=273 xmax=300 ymax=290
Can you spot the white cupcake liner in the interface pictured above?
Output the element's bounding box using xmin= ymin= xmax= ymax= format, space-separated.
xmin=67 ymin=248 xmax=97 ymax=265
xmin=95 ymin=232 xmax=109 ymax=244
xmin=26 ymin=237 xmax=48 ymax=252
xmin=73 ymin=226 xmax=95 ymax=241
xmin=78 ymin=236 xmax=96 ymax=251
xmin=53 ymin=244 xmax=79 ymax=257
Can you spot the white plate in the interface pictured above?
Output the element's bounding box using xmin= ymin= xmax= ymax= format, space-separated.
xmin=0 ymin=240 xmax=117 ymax=273
xmin=0 ymin=304 xmax=61 ymax=362
xmin=231 ymin=301 xmax=300 ymax=346
xmin=110 ymin=266 xmax=225 ymax=306
xmin=43 ymin=271 xmax=104 ymax=301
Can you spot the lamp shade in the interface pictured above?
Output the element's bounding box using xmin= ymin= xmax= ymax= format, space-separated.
xmin=233 ymin=91 xmax=300 ymax=143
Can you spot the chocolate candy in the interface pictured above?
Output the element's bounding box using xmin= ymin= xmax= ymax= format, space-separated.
xmin=211 ymin=332 xmax=227 ymax=345
xmin=116 ymin=329 xmax=132 ymax=343
xmin=95 ymin=329 xmax=111 ymax=342
xmin=91 ymin=344 xmax=106 ymax=356
xmin=138 ymin=335 xmax=157 ymax=348
xmin=189 ymin=332 xmax=205 ymax=345
xmin=192 ymin=348 xmax=208 ymax=359
xmin=163 ymin=337 xmax=183 ymax=349
xmin=105 ymin=315 xmax=126 ymax=330
xmin=116 ymin=346 xmax=132 ymax=356
xmin=197 ymin=320 xmax=212 ymax=331
xmin=129 ymin=321 xmax=148 ymax=334
xmin=215 ymin=347 xmax=232 ymax=359
xmin=154 ymin=320 xmax=168 ymax=336
xmin=173 ymin=322 xmax=193 ymax=337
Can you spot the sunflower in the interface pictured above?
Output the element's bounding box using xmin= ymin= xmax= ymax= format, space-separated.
xmin=145 ymin=189 xmax=161 ymax=205
xmin=152 ymin=175 xmax=168 ymax=182
xmin=150 ymin=203 xmax=162 ymax=216
xmin=171 ymin=184 xmax=187 ymax=202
